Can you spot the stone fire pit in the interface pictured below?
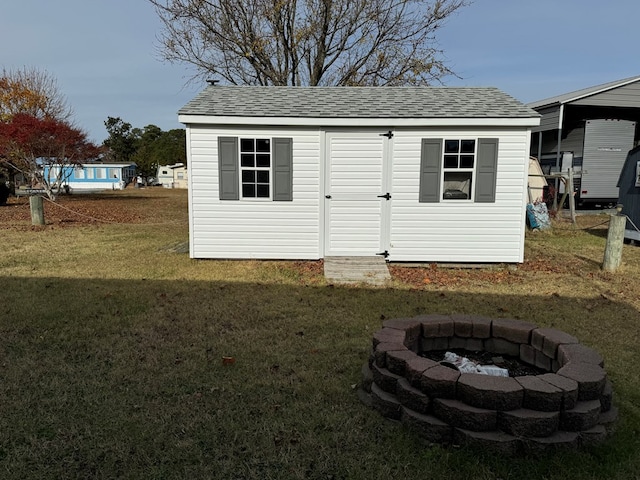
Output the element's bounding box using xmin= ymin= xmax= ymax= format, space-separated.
xmin=359 ymin=315 xmax=617 ymax=454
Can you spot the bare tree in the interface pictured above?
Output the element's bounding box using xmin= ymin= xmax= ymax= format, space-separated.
xmin=149 ymin=0 xmax=469 ymax=86
xmin=0 ymin=66 xmax=73 ymax=122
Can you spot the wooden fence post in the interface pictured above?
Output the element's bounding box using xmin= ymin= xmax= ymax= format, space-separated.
xmin=29 ymin=195 xmax=45 ymax=225
xmin=567 ymin=168 xmax=576 ymax=225
xmin=602 ymin=209 xmax=626 ymax=272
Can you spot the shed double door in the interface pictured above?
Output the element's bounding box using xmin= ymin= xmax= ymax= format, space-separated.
xmin=324 ymin=130 xmax=392 ymax=256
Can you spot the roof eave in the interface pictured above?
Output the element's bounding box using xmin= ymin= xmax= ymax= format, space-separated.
xmin=178 ymin=114 xmax=540 ymax=128
xmin=529 ymin=75 xmax=640 ymax=109
xmin=563 ymin=76 xmax=640 ymax=104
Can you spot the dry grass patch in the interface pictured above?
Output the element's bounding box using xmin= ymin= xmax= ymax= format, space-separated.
xmin=1 ymin=191 xmax=639 ymax=479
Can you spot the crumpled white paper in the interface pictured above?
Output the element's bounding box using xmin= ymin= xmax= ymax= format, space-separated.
xmin=442 ymin=351 xmax=508 ymax=377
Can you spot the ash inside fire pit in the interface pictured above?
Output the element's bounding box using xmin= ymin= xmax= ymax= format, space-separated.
xmin=422 ymin=349 xmax=546 ymax=377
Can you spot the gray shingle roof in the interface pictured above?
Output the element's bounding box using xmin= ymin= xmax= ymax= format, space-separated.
xmin=179 ymin=86 xmax=539 ymax=119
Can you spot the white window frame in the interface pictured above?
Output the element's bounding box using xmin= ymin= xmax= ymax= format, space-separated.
xmin=239 ymin=138 xmax=272 ymax=200
xmin=441 ymin=139 xmax=477 ymax=202
xmin=49 ymin=166 xmax=60 ymax=181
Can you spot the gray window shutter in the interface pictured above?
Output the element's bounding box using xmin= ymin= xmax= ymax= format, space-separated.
xmin=419 ymin=138 xmax=442 ymax=203
xmin=218 ymin=136 xmax=239 ymax=200
xmin=474 ymin=138 xmax=499 ymax=203
xmin=273 ymin=137 xmax=293 ymax=201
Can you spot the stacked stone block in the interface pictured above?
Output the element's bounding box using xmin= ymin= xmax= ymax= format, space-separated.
xmin=359 ymin=315 xmax=617 ymax=454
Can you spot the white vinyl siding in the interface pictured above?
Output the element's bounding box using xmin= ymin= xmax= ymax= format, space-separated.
xmin=389 ymin=128 xmax=530 ymax=263
xmin=187 ymin=124 xmax=532 ymax=263
xmin=188 ymin=125 xmax=321 ymax=259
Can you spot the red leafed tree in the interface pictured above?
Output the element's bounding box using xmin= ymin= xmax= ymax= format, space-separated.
xmin=0 ymin=113 xmax=100 ymax=200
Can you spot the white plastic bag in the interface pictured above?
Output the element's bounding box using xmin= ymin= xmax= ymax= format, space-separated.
xmin=477 ymin=365 xmax=509 ymax=377
xmin=442 ymin=351 xmax=509 ymax=377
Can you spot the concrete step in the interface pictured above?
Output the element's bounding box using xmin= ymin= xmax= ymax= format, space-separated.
xmin=324 ymin=256 xmax=391 ymax=285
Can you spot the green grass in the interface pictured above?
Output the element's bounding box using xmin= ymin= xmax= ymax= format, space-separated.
xmin=1 ymin=190 xmax=639 ymax=479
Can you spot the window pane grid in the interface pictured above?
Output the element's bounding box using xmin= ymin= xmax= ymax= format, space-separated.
xmin=442 ymin=139 xmax=476 ymax=200
xmin=240 ymin=138 xmax=271 ymax=199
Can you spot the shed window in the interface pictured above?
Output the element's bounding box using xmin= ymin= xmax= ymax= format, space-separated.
xmin=419 ymin=138 xmax=498 ymax=203
xmin=218 ymin=136 xmax=293 ymax=202
xmin=442 ymin=139 xmax=475 ymax=200
xmin=240 ymin=138 xmax=271 ymax=198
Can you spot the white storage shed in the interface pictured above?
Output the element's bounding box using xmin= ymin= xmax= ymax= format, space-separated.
xmin=179 ymin=86 xmax=540 ymax=263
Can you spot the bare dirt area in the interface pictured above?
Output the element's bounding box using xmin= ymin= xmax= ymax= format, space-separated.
xmin=0 ymin=188 xmax=188 ymax=229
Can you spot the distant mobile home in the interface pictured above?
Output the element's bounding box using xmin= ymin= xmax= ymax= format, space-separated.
xmin=43 ymin=162 xmax=137 ymax=192
xmin=179 ymin=86 xmax=540 ymax=263
xmin=529 ymin=75 xmax=640 ymax=205
xmin=157 ymin=163 xmax=188 ymax=189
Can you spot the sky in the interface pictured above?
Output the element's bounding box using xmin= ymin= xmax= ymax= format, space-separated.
xmin=2 ymin=0 xmax=639 ymax=144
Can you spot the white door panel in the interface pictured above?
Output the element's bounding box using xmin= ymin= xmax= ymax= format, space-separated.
xmin=325 ymin=131 xmax=391 ymax=256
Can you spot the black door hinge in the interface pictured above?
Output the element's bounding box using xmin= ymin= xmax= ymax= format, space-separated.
xmin=380 ymin=130 xmax=393 ymax=139
xmin=377 ymin=192 xmax=391 ymax=200
xmin=376 ymin=250 xmax=389 ymax=258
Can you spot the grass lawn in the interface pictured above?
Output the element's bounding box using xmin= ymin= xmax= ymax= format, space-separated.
xmin=1 ymin=189 xmax=639 ymax=479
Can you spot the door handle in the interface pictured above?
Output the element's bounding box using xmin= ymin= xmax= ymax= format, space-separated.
xmin=325 ymin=195 xmax=332 ymax=199
xmin=377 ymin=193 xmax=391 ymax=200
